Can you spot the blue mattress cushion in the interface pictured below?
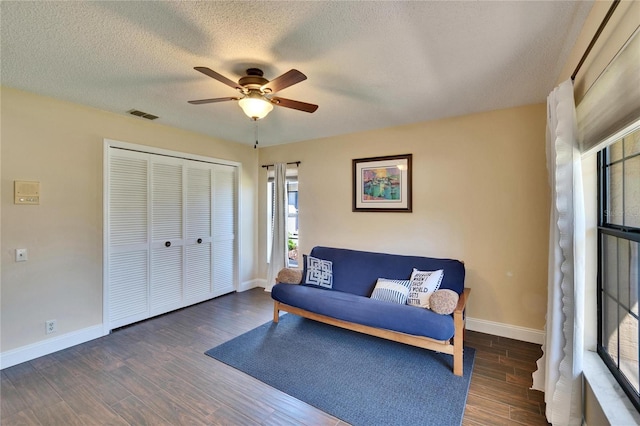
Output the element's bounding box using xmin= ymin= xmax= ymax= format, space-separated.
xmin=308 ymin=246 xmax=465 ymax=297
xmin=271 ymin=283 xmax=455 ymax=341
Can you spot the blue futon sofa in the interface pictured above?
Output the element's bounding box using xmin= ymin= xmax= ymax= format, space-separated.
xmin=271 ymin=246 xmax=471 ymax=376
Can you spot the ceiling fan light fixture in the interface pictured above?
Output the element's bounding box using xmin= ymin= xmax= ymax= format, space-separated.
xmin=238 ymin=92 xmax=273 ymax=120
xmin=190 ymin=67 xmax=317 ymax=117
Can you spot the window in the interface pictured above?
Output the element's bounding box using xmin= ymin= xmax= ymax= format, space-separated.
xmin=597 ymin=127 xmax=640 ymax=411
xmin=267 ymin=169 xmax=299 ymax=267
xmin=286 ymin=180 xmax=299 ymax=267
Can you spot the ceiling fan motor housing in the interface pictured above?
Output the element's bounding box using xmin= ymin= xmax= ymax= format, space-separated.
xmin=239 ymin=68 xmax=269 ymax=91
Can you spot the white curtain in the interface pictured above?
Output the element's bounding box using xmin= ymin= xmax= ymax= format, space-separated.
xmin=265 ymin=163 xmax=288 ymax=292
xmin=532 ymin=79 xmax=585 ymax=425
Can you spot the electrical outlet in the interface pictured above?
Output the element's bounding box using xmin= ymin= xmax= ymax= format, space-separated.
xmin=45 ymin=320 xmax=56 ymax=334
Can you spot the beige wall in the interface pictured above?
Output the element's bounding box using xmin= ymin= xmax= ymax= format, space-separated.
xmin=259 ymin=104 xmax=549 ymax=330
xmin=1 ymin=86 xmax=258 ymax=352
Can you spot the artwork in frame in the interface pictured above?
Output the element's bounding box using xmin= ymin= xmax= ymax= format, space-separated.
xmin=352 ymin=154 xmax=412 ymax=212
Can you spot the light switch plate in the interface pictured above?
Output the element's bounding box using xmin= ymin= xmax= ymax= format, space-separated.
xmin=16 ymin=249 xmax=28 ymax=262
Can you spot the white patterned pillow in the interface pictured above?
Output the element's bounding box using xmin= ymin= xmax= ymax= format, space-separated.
xmin=304 ymin=255 xmax=333 ymax=289
xmin=370 ymin=278 xmax=412 ymax=304
xmin=407 ymin=269 xmax=444 ymax=309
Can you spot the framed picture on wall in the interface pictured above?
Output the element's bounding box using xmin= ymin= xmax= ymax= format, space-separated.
xmin=352 ymin=154 xmax=412 ymax=212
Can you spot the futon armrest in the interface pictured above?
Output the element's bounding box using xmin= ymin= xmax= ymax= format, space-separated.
xmin=276 ymin=268 xmax=303 ymax=285
xmin=454 ymin=288 xmax=471 ymax=314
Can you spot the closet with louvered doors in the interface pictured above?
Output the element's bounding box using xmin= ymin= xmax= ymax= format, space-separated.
xmin=104 ymin=142 xmax=238 ymax=331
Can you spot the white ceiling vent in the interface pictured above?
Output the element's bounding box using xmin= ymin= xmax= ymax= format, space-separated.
xmin=127 ymin=109 xmax=159 ymax=120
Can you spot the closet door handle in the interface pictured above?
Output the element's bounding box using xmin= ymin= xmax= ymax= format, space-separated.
xmin=165 ymin=241 xmax=171 ymax=247
xmin=197 ymin=238 xmax=203 ymax=244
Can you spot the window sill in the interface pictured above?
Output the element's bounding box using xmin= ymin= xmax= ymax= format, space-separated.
xmin=583 ymin=351 xmax=640 ymax=425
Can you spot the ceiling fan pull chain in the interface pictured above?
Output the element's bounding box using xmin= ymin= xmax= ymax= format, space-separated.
xmin=254 ymin=119 xmax=259 ymax=149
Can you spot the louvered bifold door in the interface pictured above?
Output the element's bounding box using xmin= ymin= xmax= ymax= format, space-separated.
xmin=107 ymin=150 xmax=150 ymax=329
xmin=150 ymin=157 xmax=184 ymax=316
xmin=184 ymin=163 xmax=213 ymax=304
xmin=212 ymin=164 xmax=237 ymax=297
xmin=107 ymin=143 xmax=239 ymax=330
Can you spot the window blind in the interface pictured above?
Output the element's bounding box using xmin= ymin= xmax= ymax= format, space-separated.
xmin=577 ymin=28 xmax=640 ymax=154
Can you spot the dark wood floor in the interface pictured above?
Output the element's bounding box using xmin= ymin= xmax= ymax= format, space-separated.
xmin=1 ymin=288 xmax=549 ymax=425
xmin=463 ymin=328 xmax=549 ymax=425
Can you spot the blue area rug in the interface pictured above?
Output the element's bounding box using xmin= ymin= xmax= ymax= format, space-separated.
xmin=205 ymin=314 xmax=475 ymax=426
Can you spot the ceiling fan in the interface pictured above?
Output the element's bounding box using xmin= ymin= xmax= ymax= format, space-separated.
xmin=188 ymin=67 xmax=318 ymax=120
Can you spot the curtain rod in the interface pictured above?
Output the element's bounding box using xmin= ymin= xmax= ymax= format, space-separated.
xmin=261 ymin=161 xmax=301 ymax=169
xmin=571 ymin=0 xmax=620 ymax=81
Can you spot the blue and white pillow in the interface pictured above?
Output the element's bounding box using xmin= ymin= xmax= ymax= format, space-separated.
xmin=304 ymin=255 xmax=333 ymax=289
xmin=370 ymin=278 xmax=412 ymax=304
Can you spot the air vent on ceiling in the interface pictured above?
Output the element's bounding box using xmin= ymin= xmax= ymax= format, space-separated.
xmin=127 ymin=109 xmax=158 ymax=120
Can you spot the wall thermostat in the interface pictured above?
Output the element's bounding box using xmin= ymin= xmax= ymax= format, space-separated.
xmin=14 ymin=181 xmax=40 ymax=205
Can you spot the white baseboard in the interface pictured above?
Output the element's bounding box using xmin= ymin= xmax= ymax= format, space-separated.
xmin=1 ymin=325 xmax=105 ymax=370
xmin=466 ymin=317 xmax=544 ymax=344
xmin=2 ymin=282 xmax=267 ymax=369
xmin=238 ymin=279 xmax=267 ymax=292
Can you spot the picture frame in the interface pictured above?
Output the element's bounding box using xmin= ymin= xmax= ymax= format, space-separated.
xmin=352 ymin=154 xmax=412 ymax=212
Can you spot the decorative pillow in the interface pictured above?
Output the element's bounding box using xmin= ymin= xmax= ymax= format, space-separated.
xmin=407 ymin=269 xmax=444 ymax=309
xmin=276 ymin=268 xmax=303 ymax=284
xmin=370 ymin=278 xmax=412 ymax=304
xmin=429 ymin=289 xmax=459 ymax=315
xmin=304 ymin=255 xmax=333 ymax=289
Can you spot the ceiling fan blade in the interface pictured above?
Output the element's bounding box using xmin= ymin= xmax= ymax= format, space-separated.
xmin=188 ymin=97 xmax=240 ymax=105
xmin=271 ymin=97 xmax=318 ymax=113
xmin=194 ymin=67 xmax=241 ymax=90
xmin=261 ymin=69 xmax=307 ymax=93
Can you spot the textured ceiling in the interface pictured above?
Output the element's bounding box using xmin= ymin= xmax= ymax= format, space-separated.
xmin=1 ymin=1 xmax=593 ymax=147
